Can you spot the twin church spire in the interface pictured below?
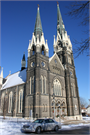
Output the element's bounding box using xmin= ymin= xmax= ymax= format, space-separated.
xmin=54 ymin=3 xmax=72 ymax=53
xmin=34 ymin=6 xmax=43 ymax=41
xmin=28 ymin=3 xmax=72 ymax=57
xmin=28 ymin=5 xmax=49 ymax=57
xmin=57 ymin=2 xmax=65 ymax=38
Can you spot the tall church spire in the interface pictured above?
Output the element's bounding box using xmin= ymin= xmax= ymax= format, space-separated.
xmin=34 ymin=5 xmax=43 ymax=41
xmin=57 ymin=2 xmax=65 ymax=38
xmin=28 ymin=5 xmax=49 ymax=57
xmin=21 ymin=53 xmax=26 ymax=71
xmin=53 ymin=2 xmax=72 ymax=53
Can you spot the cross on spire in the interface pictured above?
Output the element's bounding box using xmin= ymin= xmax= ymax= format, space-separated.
xmin=57 ymin=1 xmax=59 ymax=5
xmin=37 ymin=4 xmax=39 ymax=7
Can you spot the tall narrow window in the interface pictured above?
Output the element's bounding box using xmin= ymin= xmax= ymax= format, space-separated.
xmin=43 ymin=77 xmax=46 ymax=94
xmin=42 ymin=50 xmax=44 ymax=55
xmin=73 ymin=84 xmax=75 ymax=97
xmin=41 ymin=76 xmax=43 ymax=93
xmin=31 ymin=76 xmax=35 ymax=94
xmin=30 ymin=77 xmax=31 ymax=94
xmin=31 ymin=77 xmax=33 ymax=94
xmin=8 ymin=92 xmax=13 ymax=113
xmin=32 ymin=45 xmax=35 ymax=55
xmin=33 ymin=50 xmax=35 ymax=55
xmin=33 ymin=76 xmax=35 ymax=93
xmin=71 ymin=83 xmax=73 ymax=96
xmin=19 ymin=90 xmax=23 ymax=113
xmin=45 ymin=77 xmax=46 ymax=94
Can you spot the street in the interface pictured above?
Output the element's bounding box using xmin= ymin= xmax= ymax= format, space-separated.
xmin=41 ymin=126 xmax=90 ymax=134
xmin=0 ymin=121 xmax=90 ymax=135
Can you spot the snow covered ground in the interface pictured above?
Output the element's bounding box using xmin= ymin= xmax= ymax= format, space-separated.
xmin=0 ymin=121 xmax=90 ymax=135
xmin=82 ymin=116 xmax=90 ymax=120
xmin=0 ymin=116 xmax=90 ymax=135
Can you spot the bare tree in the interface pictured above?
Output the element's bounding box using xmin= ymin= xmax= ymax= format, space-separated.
xmin=80 ymin=97 xmax=88 ymax=108
xmin=66 ymin=1 xmax=89 ymax=58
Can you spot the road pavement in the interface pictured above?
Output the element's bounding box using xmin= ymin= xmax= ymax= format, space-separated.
xmin=40 ymin=126 xmax=90 ymax=134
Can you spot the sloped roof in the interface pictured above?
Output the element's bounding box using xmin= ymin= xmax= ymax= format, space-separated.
xmin=49 ymin=53 xmax=64 ymax=70
xmin=1 ymin=69 xmax=26 ymax=90
xmin=86 ymin=105 xmax=90 ymax=109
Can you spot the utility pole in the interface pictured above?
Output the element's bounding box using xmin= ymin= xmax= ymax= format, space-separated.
xmin=52 ymin=93 xmax=55 ymax=120
xmin=58 ymin=104 xmax=61 ymax=124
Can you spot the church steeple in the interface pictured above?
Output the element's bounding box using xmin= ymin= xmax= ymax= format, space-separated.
xmin=57 ymin=2 xmax=65 ymax=38
xmin=21 ymin=53 xmax=26 ymax=71
xmin=28 ymin=5 xmax=49 ymax=57
xmin=34 ymin=5 xmax=43 ymax=41
xmin=53 ymin=2 xmax=72 ymax=54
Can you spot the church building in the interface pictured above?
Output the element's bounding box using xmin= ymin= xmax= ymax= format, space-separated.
xmin=0 ymin=3 xmax=82 ymax=120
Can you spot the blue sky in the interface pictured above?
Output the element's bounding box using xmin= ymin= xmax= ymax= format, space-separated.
xmin=0 ymin=1 xmax=89 ymax=105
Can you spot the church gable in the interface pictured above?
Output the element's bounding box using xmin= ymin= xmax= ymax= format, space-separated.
xmin=49 ymin=53 xmax=64 ymax=76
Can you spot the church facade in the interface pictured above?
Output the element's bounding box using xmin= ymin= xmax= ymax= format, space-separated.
xmin=0 ymin=4 xmax=82 ymax=120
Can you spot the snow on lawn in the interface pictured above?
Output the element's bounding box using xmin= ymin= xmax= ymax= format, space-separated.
xmin=82 ymin=116 xmax=90 ymax=120
xmin=0 ymin=121 xmax=29 ymax=135
xmin=0 ymin=121 xmax=90 ymax=135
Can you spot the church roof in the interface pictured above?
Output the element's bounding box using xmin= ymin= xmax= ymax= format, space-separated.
xmin=49 ymin=53 xmax=64 ymax=70
xmin=86 ymin=105 xmax=90 ymax=109
xmin=1 ymin=69 xmax=26 ymax=90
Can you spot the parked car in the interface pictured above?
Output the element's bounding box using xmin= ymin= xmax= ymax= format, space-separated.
xmin=21 ymin=118 xmax=61 ymax=134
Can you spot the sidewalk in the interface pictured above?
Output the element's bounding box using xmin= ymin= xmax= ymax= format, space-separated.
xmin=61 ymin=119 xmax=90 ymax=125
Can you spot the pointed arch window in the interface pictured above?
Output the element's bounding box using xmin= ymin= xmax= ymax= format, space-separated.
xmin=43 ymin=76 xmax=46 ymax=94
xmin=71 ymin=83 xmax=75 ymax=97
xmin=41 ymin=76 xmax=43 ymax=93
xmin=42 ymin=50 xmax=44 ymax=55
xmin=71 ymin=83 xmax=73 ymax=96
xmin=31 ymin=77 xmax=33 ymax=94
xmin=33 ymin=50 xmax=35 ymax=55
xmin=53 ymin=79 xmax=62 ymax=96
xmin=30 ymin=76 xmax=35 ymax=94
xmin=30 ymin=77 xmax=32 ymax=94
xmin=32 ymin=45 xmax=35 ymax=55
xmin=41 ymin=45 xmax=45 ymax=55
xmin=8 ymin=92 xmax=13 ymax=113
xmin=19 ymin=90 xmax=23 ymax=113
xmin=68 ymin=57 xmax=71 ymax=64
xmin=33 ymin=76 xmax=35 ymax=93
xmin=73 ymin=84 xmax=75 ymax=97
